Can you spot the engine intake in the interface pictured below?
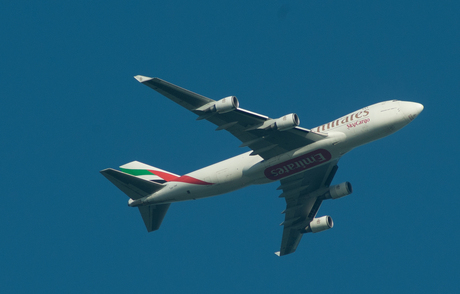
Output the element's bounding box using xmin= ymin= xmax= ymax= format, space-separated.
xmin=310 ymin=215 xmax=334 ymax=233
xmin=325 ymin=182 xmax=353 ymax=199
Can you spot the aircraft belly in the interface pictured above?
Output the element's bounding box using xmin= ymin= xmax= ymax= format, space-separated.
xmin=145 ymin=177 xmax=252 ymax=204
xmin=146 ymin=138 xmax=348 ymax=205
xmin=244 ymin=138 xmax=346 ymax=184
xmin=103 ymin=76 xmax=424 ymax=254
xmin=264 ymin=148 xmax=332 ymax=181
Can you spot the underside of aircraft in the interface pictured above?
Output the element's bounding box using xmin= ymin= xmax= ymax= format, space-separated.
xmin=101 ymin=76 xmax=423 ymax=255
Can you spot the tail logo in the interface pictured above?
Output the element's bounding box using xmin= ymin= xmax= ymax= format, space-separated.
xmin=121 ymin=168 xmax=213 ymax=185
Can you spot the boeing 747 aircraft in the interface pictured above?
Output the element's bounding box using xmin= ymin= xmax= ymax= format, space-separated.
xmin=101 ymin=76 xmax=423 ymax=256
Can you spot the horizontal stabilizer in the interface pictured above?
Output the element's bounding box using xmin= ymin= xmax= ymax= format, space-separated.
xmin=138 ymin=204 xmax=171 ymax=232
xmin=100 ymin=168 xmax=165 ymax=200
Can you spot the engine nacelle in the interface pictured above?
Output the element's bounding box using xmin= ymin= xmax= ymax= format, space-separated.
xmin=326 ymin=182 xmax=353 ymax=199
xmin=213 ymin=96 xmax=239 ymax=114
xmin=272 ymin=113 xmax=300 ymax=131
xmin=310 ymin=215 xmax=334 ymax=233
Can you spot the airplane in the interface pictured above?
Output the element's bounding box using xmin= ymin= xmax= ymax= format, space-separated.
xmin=100 ymin=76 xmax=423 ymax=256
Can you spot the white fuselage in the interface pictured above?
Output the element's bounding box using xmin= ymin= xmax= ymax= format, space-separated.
xmin=141 ymin=100 xmax=423 ymax=205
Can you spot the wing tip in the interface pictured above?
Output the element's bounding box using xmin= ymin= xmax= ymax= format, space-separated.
xmin=134 ymin=75 xmax=153 ymax=83
xmin=275 ymin=251 xmax=281 ymax=256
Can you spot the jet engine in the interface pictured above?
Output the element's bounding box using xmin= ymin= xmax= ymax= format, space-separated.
xmin=272 ymin=113 xmax=300 ymax=131
xmin=212 ymin=96 xmax=239 ymax=114
xmin=325 ymin=182 xmax=353 ymax=199
xmin=310 ymin=215 xmax=334 ymax=233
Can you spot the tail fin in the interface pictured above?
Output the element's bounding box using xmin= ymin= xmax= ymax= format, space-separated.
xmin=100 ymin=160 xmax=178 ymax=232
xmin=138 ymin=204 xmax=171 ymax=232
xmin=119 ymin=161 xmax=180 ymax=184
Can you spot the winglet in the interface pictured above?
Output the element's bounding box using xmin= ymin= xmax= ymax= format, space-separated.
xmin=275 ymin=251 xmax=281 ymax=256
xmin=134 ymin=75 xmax=153 ymax=83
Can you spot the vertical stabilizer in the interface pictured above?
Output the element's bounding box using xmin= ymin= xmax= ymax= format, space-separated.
xmin=138 ymin=204 xmax=171 ymax=232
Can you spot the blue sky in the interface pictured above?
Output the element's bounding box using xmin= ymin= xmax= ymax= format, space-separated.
xmin=1 ymin=1 xmax=459 ymax=293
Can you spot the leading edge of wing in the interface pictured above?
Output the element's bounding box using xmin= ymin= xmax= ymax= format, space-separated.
xmin=134 ymin=76 xmax=325 ymax=135
xmin=135 ymin=75 xmax=327 ymax=159
xmin=134 ymin=76 xmax=270 ymax=121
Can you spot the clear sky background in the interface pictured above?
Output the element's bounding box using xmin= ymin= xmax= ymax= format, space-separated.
xmin=1 ymin=1 xmax=459 ymax=293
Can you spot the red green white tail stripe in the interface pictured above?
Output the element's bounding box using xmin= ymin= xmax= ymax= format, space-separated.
xmin=120 ymin=161 xmax=213 ymax=185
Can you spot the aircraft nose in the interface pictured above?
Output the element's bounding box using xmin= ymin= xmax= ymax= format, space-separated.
xmin=414 ymin=103 xmax=424 ymax=116
xmin=399 ymin=101 xmax=424 ymax=122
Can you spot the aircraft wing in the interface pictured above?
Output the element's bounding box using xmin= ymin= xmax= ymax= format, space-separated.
xmin=276 ymin=160 xmax=339 ymax=256
xmin=135 ymin=76 xmax=326 ymax=159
